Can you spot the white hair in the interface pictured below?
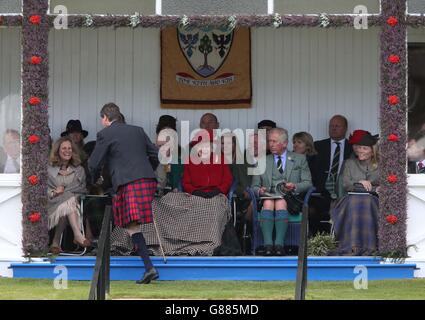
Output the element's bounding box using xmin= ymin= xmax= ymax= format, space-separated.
xmin=269 ymin=128 xmax=288 ymax=143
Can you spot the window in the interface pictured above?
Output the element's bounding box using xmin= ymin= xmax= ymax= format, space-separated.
xmin=274 ymin=0 xmax=380 ymax=14
xmin=161 ymin=0 xmax=268 ymax=15
xmin=407 ymin=43 xmax=425 ymax=174
xmin=408 ymin=0 xmax=425 ymax=13
xmin=49 ymin=0 xmax=156 ymax=15
xmin=0 ymin=0 xmax=21 ymax=13
xmin=0 ymin=29 xmax=21 ymax=175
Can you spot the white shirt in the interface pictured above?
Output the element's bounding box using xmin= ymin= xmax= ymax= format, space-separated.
xmin=328 ymin=139 xmax=345 ymax=176
xmin=3 ymin=155 xmax=20 ymax=174
xmin=273 ymin=150 xmax=287 ymax=172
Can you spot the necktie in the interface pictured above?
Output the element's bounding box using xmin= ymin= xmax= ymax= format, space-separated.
xmin=418 ymin=162 xmax=425 ymax=174
xmin=330 ymin=142 xmax=341 ymax=177
xmin=277 ymin=156 xmax=284 ymax=174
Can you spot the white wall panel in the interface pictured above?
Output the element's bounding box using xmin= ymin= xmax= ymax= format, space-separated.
xmin=47 ymin=27 xmax=380 ymax=144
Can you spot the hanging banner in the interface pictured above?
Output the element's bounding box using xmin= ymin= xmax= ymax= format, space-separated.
xmin=161 ymin=26 xmax=252 ymax=109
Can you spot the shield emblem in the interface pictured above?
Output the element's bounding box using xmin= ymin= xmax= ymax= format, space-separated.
xmin=177 ymin=26 xmax=234 ymax=78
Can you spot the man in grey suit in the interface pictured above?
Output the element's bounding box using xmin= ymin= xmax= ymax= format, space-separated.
xmin=252 ymin=128 xmax=312 ymax=255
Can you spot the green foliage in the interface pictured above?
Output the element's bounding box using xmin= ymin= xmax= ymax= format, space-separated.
xmin=307 ymin=232 xmax=338 ymax=256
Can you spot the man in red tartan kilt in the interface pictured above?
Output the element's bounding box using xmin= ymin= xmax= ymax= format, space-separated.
xmin=89 ymin=103 xmax=160 ymax=284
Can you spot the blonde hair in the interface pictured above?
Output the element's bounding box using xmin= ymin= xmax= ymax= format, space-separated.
xmin=49 ymin=136 xmax=81 ymax=167
xmin=371 ymin=144 xmax=379 ymax=169
xmin=292 ymin=132 xmax=317 ymax=156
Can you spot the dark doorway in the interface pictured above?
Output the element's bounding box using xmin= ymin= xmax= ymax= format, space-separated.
xmin=408 ymin=43 xmax=425 ymax=138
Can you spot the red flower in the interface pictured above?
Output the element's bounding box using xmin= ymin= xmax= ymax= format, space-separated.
xmin=388 ymin=55 xmax=400 ymax=64
xmin=30 ymin=56 xmax=42 ymax=65
xmin=29 ymin=15 xmax=41 ymax=25
xmin=29 ymin=96 xmax=41 ymax=105
xmin=28 ymin=175 xmax=39 ymax=186
xmin=387 ymin=174 xmax=398 ymax=184
xmin=387 ymin=134 xmax=399 ymax=142
xmin=28 ymin=135 xmax=40 ymax=144
xmin=388 ymin=95 xmax=400 ymax=105
xmin=28 ymin=212 xmax=41 ymax=223
xmin=386 ymin=214 xmax=398 ymax=225
xmin=387 ymin=16 xmax=398 ymax=27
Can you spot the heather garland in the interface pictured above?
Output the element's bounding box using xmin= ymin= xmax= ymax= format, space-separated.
xmin=21 ymin=0 xmax=50 ymax=256
xmin=12 ymin=1 xmax=414 ymax=256
xmin=378 ymin=0 xmax=407 ymax=257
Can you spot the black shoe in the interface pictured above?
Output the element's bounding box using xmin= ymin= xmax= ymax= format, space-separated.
xmin=264 ymin=245 xmax=274 ymax=256
xmin=274 ymin=245 xmax=285 ymax=256
xmin=136 ymin=267 xmax=159 ymax=284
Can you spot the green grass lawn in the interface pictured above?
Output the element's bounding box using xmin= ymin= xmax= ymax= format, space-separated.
xmin=1 ymin=278 xmax=425 ymax=300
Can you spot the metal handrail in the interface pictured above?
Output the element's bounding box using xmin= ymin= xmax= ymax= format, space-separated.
xmin=88 ymin=204 xmax=112 ymax=300
xmin=295 ymin=186 xmax=316 ymax=301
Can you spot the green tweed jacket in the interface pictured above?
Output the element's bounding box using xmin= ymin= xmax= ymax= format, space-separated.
xmin=251 ymin=151 xmax=312 ymax=197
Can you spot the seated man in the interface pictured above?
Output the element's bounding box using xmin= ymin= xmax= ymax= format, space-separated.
xmin=252 ymin=128 xmax=312 ymax=256
xmin=407 ymin=129 xmax=425 ymax=174
xmin=0 ymin=129 xmax=20 ymax=173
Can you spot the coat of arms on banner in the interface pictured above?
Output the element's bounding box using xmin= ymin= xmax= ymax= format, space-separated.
xmin=161 ymin=27 xmax=251 ymax=109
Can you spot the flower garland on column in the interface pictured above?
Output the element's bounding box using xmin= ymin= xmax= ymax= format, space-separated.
xmin=379 ymin=0 xmax=408 ymax=257
xmin=22 ymin=0 xmax=50 ymax=256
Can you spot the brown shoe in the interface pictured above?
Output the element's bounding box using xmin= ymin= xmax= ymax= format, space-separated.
xmin=73 ymin=238 xmax=92 ymax=248
xmin=50 ymin=246 xmax=61 ymax=255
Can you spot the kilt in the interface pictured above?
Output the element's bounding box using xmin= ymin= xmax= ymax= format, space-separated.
xmin=331 ymin=193 xmax=379 ymax=256
xmin=112 ymin=178 xmax=157 ymax=227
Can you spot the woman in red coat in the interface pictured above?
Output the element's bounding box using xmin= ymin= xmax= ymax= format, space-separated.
xmin=183 ymin=132 xmax=233 ymax=198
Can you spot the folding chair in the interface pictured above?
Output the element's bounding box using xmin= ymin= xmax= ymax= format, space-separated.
xmin=58 ymin=194 xmax=110 ymax=256
xmin=247 ymin=187 xmax=315 ymax=256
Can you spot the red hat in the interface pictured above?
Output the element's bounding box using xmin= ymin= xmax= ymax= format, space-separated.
xmin=348 ymin=130 xmax=370 ymax=145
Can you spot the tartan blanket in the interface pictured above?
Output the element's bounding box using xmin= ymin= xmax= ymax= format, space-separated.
xmin=141 ymin=192 xmax=231 ymax=256
xmin=331 ymin=194 xmax=379 ymax=255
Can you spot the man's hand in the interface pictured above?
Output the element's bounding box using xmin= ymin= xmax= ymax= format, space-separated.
xmin=284 ymin=183 xmax=296 ymax=192
xmin=259 ymin=187 xmax=267 ymax=196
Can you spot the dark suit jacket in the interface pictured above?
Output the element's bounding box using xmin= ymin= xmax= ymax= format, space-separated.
xmin=0 ymin=147 xmax=6 ymax=173
xmin=408 ymin=161 xmax=424 ymax=174
xmin=88 ymin=122 xmax=159 ymax=192
xmin=313 ymin=138 xmax=353 ymax=193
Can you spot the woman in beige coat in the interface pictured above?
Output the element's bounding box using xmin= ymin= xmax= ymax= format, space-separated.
xmin=48 ymin=136 xmax=89 ymax=254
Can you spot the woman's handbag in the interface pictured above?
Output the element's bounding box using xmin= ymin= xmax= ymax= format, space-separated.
xmin=276 ymin=182 xmax=304 ymax=215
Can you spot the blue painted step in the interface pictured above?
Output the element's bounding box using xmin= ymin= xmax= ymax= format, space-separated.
xmin=10 ymin=257 xmax=416 ymax=281
xmin=49 ymin=256 xmax=383 ymax=266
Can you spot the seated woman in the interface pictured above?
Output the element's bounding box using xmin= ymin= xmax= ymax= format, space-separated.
xmin=140 ymin=129 xmax=233 ymax=256
xmin=183 ymin=130 xmax=233 ymax=197
xmin=155 ymin=127 xmax=184 ymax=195
xmin=331 ymin=131 xmax=379 ymax=256
xmin=48 ymin=137 xmax=89 ymax=254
